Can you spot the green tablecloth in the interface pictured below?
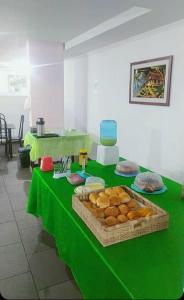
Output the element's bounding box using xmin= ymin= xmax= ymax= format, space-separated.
xmin=24 ymin=131 xmax=92 ymax=161
xmin=27 ymin=160 xmax=184 ymax=299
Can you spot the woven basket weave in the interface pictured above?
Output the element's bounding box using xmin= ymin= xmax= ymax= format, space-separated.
xmin=72 ymin=186 xmax=169 ymax=247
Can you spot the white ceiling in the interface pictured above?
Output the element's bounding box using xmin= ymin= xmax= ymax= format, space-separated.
xmin=0 ymin=0 xmax=184 ymax=58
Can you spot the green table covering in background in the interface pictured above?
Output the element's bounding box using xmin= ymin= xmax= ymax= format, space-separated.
xmin=24 ymin=131 xmax=92 ymax=161
xmin=27 ymin=160 xmax=184 ymax=299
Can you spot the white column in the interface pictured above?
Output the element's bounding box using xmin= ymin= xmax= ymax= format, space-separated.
xmin=29 ymin=40 xmax=64 ymax=131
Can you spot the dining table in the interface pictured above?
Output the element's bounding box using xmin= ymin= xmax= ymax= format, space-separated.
xmin=24 ymin=130 xmax=92 ymax=164
xmin=26 ymin=159 xmax=184 ymax=299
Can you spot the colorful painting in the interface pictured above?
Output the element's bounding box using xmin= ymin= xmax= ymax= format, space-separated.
xmin=129 ymin=56 xmax=173 ymax=106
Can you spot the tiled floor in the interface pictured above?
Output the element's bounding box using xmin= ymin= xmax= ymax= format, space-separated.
xmin=0 ymin=147 xmax=82 ymax=299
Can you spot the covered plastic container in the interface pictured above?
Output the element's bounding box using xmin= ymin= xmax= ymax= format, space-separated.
xmin=134 ymin=172 xmax=164 ymax=192
xmin=74 ymin=177 xmax=105 ymax=194
xmin=85 ymin=176 xmax=105 ymax=186
xmin=85 ymin=176 xmax=105 ymax=189
xmin=67 ymin=173 xmax=85 ymax=185
xmin=116 ymin=161 xmax=139 ymax=175
xmin=100 ymin=120 xmax=117 ymax=146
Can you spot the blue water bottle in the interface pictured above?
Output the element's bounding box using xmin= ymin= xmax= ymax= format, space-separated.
xmin=100 ymin=120 xmax=117 ymax=146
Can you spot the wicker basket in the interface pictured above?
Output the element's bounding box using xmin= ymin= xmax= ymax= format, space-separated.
xmin=72 ymin=186 xmax=169 ymax=247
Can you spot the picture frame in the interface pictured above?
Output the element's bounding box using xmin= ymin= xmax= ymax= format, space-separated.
xmin=129 ymin=56 xmax=173 ymax=106
xmin=8 ymin=74 xmax=27 ymax=95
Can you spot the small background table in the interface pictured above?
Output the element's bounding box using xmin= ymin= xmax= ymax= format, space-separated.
xmin=27 ymin=160 xmax=184 ymax=299
xmin=24 ymin=131 xmax=92 ymax=162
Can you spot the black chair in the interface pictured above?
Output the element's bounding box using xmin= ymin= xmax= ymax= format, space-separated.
xmin=12 ymin=115 xmax=24 ymax=147
xmin=0 ymin=113 xmax=6 ymax=141
xmin=0 ymin=113 xmax=9 ymax=158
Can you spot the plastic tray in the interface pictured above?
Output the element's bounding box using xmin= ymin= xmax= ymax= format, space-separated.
xmin=131 ymin=184 xmax=167 ymax=194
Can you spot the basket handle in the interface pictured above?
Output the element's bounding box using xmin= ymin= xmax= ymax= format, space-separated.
xmin=131 ymin=218 xmax=147 ymax=229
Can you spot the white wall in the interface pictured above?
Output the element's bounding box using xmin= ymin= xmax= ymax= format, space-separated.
xmin=65 ymin=20 xmax=184 ymax=183
xmin=0 ymin=96 xmax=29 ymax=137
xmin=0 ymin=38 xmax=29 ymax=137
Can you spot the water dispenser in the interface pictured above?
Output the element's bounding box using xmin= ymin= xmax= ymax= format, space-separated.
xmin=100 ymin=120 xmax=117 ymax=146
xmin=97 ymin=120 xmax=119 ymax=165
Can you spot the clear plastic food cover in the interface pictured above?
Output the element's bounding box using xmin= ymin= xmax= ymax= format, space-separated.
xmin=85 ymin=176 xmax=105 ymax=187
xmin=134 ymin=172 xmax=164 ymax=192
xmin=116 ymin=161 xmax=140 ymax=174
xmin=73 ymin=176 xmax=105 ymax=193
xmin=67 ymin=174 xmax=85 ymax=185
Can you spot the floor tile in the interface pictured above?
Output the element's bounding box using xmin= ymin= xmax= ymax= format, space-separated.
xmin=5 ymin=181 xmax=29 ymax=195
xmin=0 ymin=272 xmax=38 ymax=299
xmin=8 ymin=191 xmax=27 ymax=211
xmin=0 ymin=201 xmax=14 ymax=223
xmin=28 ymin=249 xmax=70 ymax=290
xmin=16 ymin=169 xmax=32 ymax=180
xmin=39 ymin=280 xmax=82 ymax=299
xmin=3 ymin=176 xmax=24 ymax=187
xmin=4 ymin=173 xmax=32 ymax=186
xmin=23 ymin=180 xmax=31 ymax=194
xmin=0 ymin=243 xmax=29 ymax=279
xmin=2 ymin=159 xmax=19 ymax=175
xmin=0 ymin=175 xmax=4 ymax=185
xmin=0 ymin=190 xmax=9 ymax=203
xmin=0 ymin=221 xmax=20 ymax=246
xmin=0 ymin=157 xmax=8 ymax=175
xmin=0 ymin=182 xmax=7 ymax=195
xmin=20 ymin=225 xmax=55 ymax=255
xmin=15 ymin=210 xmax=40 ymax=230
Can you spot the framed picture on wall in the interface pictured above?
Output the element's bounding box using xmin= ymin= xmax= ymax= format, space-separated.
xmin=129 ymin=56 xmax=173 ymax=106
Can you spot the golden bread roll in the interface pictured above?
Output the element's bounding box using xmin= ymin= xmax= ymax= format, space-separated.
xmin=89 ymin=193 xmax=98 ymax=204
xmin=110 ymin=192 xmax=119 ymax=197
xmin=127 ymin=210 xmax=140 ymax=220
xmin=118 ymin=204 xmax=129 ymax=215
xmin=91 ymin=208 xmax=105 ymax=218
xmin=96 ymin=196 xmax=110 ymax=208
xmin=106 ymin=191 xmax=118 ymax=197
xmin=109 ymin=195 xmax=121 ymax=206
xmin=119 ymin=192 xmax=131 ymax=203
xmin=145 ymin=210 xmax=154 ymax=217
xmin=104 ymin=206 xmax=120 ymax=217
xmin=91 ymin=203 xmax=97 ymax=208
xmin=83 ymin=201 xmax=92 ymax=209
xmin=137 ymin=207 xmax=154 ymax=217
xmin=112 ymin=186 xmax=123 ymax=194
xmin=104 ymin=188 xmax=114 ymax=195
xmin=127 ymin=199 xmax=137 ymax=209
xmin=117 ymin=214 xmax=128 ymax=223
xmin=98 ymin=192 xmax=106 ymax=197
xmin=105 ymin=216 xmax=117 ymax=226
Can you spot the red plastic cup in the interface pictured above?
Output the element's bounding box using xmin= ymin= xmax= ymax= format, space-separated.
xmin=40 ymin=156 xmax=53 ymax=171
